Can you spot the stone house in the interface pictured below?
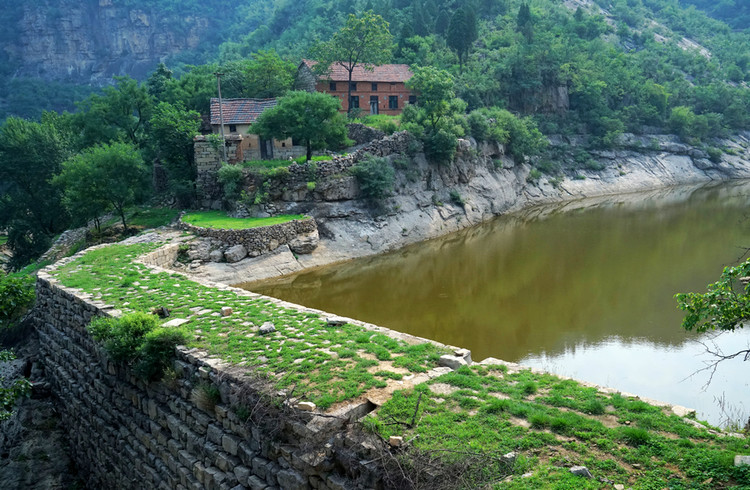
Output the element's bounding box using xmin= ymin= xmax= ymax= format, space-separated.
xmin=208 ymin=97 xmax=304 ymax=161
xmin=296 ymin=59 xmax=415 ymax=115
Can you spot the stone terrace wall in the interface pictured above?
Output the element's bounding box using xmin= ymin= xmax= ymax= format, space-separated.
xmin=33 ymin=258 xmax=385 ymax=490
xmin=178 ymin=217 xmax=318 ymax=258
xmin=194 ymin=136 xmax=243 ymax=209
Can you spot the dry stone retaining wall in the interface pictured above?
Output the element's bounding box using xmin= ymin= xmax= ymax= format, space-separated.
xmin=33 ymin=258 xmax=385 ymax=490
xmin=179 ymin=217 xmax=318 ymax=259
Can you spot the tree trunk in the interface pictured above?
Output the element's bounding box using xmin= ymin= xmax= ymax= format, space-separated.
xmin=347 ymin=67 xmax=354 ymax=115
xmin=306 ymin=140 xmax=312 ymax=161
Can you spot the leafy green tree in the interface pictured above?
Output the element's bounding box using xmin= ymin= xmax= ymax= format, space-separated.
xmin=56 ymin=143 xmax=148 ymax=230
xmin=313 ymin=11 xmax=393 ymax=114
xmin=516 ymin=2 xmax=534 ymax=43
xmin=404 ymin=66 xmax=456 ymax=130
xmin=447 ymin=6 xmax=478 ymax=71
xmin=148 ymin=102 xmax=201 ymax=207
xmin=0 ymin=114 xmax=72 ymax=268
xmin=75 ymin=76 xmax=153 ymax=148
xmin=350 ymin=155 xmax=395 ymax=199
xmin=147 ymin=63 xmax=174 ymax=100
xmin=244 ymin=50 xmax=296 ymax=98
xmin=252 ymin=91 xmax=349 ymax=161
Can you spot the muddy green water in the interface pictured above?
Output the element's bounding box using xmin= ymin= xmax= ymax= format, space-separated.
xmin=245 ymin=181 xmax=750 ymax=426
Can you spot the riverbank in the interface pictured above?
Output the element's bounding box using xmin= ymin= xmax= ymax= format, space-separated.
xmin=184 ymin=132 xmax=750 ymax=286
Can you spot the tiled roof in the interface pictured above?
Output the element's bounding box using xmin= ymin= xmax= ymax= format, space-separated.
xmin=301 ymin=59 xmax=413 ymax=83
xmin=209 ymin=98 xmax=277 ymax=125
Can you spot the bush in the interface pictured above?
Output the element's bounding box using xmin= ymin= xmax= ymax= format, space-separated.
xmin=706 ymin=147 xmax=723 ymax=163
xmin=217 ymin=163 xmax=245 ymax=201
xmin=0 ymin=274 xmax=35 ymax=330
xmin=619 ymin=427 xmax=650 ymax=447
xmin=350 ymin=155 xmax=395 ymax=199
xmin=424 ymin=128 xmax=457 ymax=165
xmin=88 ymin=312 xmax=189 ymax=381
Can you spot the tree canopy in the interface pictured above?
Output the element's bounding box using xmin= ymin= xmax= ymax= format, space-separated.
xmin=252 ymin=91 xmax=349 ymax=161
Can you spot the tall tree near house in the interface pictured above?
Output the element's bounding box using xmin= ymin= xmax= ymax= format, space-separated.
xmin=517 ymin=2 xmax=534 ymax=43
xmin=312 ymin=11 xmax=393 ymax=114
xmin=447 ymin=6 xmax=478 ymax=72
xmin=252 ymin=91 xmax=349 ymax=161
xmin=243 ymin=49 xmax=296 ymax=98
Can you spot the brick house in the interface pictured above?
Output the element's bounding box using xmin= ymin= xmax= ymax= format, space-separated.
xmin=296 ymin=60 xmax=415 ymax=115
xmin=208 ymin=97 xmax=303 ymax=161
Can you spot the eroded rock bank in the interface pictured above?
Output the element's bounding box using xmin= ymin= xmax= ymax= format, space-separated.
xmin=187 ymin=132 xmax=750 ymax=285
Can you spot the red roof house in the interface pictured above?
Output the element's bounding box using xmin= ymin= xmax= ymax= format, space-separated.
xmin=297 ymin=60 xmax=415 ymax=115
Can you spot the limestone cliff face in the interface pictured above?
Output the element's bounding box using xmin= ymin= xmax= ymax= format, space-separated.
xmin=4 ymin=0 xmax=219 ymax=84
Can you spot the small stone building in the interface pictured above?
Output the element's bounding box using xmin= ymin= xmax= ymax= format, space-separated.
xmin=297 ymin=60 xmax=415 ymax=115
xmin=209 ymin=97 xmax=304 ymax=161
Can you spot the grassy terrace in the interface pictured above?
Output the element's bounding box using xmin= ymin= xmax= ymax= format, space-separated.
xmin=181 ymin=211 xmax=306 ymax=229
xmin=48 ymin=242 xmax=750 ymax=488
xmin=49 ymin=242 xmax=443 ymax=410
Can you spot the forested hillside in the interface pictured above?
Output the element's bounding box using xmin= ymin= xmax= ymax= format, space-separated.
xmin=679 ymin=0 xmax=750 ymax=30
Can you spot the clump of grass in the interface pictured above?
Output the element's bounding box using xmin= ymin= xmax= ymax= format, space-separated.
xmin=191 ymin=382 xmax=222 ymax=412
xmin=584 ymin=398 xmax=606 ymax=415
xmin=619 ymin=427 xmax=650 ymax=447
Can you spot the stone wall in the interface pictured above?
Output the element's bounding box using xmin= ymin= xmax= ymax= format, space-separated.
xmin=179 ymin=217 xmax=318 ymax=259
xmin=33 ymin=257 xmax=384 ymax=490
xmin=194 ymin=136 xmax=243 ymax=209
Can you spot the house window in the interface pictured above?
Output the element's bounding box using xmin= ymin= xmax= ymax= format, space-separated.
xmin=388 ymin=95 xmax=398 ymax=109
xmin=371 ymin=82 xmax=378 ymax=91
xmin=349 ymin=95 xmax=360 ymax=109
xmin=229 ymin=124 xmax=237 ymax=133
xmin=329 ymin=82 xmax=337 ymax=91
xmin=349 ymin=82 xmax=357 ymax=91
xmin=409 ymin=95 xmax=417 ymax=105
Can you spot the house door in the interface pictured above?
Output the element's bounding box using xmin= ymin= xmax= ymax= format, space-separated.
xmin=370 ymin=96 xmax=379 ymax=115
xmin=260 ymin=138 xmax=273 ymax=160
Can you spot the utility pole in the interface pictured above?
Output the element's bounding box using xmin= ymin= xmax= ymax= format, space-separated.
xmin=214 ymin=72 xmax=228 ymax=162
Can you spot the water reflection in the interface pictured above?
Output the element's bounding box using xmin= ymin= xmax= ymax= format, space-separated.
xmin=245 ymin=181 xmax=750 ymax=424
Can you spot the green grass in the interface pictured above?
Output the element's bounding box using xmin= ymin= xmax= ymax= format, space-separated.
xmin=127 ymin=207 xmax=180 ymax=229
xmin=49 ymin=243 xmax=445 ymax=410
xmin=0 ymin=236 xmax=7 ymax=246
xmin=181 ymin=211 xmax=307 ymax=230
xmin=240 ymin=154 xmax=332 ymax=170
xmin=366 ymin=365 xmax=750 ymax=489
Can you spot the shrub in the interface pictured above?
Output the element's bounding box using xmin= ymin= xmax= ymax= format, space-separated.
xmin=0 ymin=274 xmax=35 ymax=330
xmin=527 ymin=168 xmax=542 ymax=182
xmin=350 ymin=155 xmax=395 ymax=199
xmin=424 ymin=128 xmax=457 ymax=165
xmin=449 ymin=190 xmax=464 ymax=205
xmin=217 ymin=163 xmax=244 ymax=201
xmin=619 ymin=427 xmax=650 ymax=447
xmin=192 ymin=382 xmax=221 ymax=412
xmin=88 ymin=312 xmax=189 ymax=381
xmin=706 ymin=147 xmax=723 ymax=163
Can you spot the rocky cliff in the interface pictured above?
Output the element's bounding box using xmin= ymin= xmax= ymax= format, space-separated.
xmin=187 ymin=131 xmax=750 ymax=285
xmin=3 ymin=0 xmax=229 ymax=84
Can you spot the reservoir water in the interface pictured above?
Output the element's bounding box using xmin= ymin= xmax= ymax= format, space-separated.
xmin=244 ymin=181 xmax=750 ymax=426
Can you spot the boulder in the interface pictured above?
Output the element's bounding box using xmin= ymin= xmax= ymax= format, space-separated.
xmin=259 ymin=322 xmax=276 ymax=335
xmin=570 ymin=466 xmax=592 ymax=478
xmin=438 ymin=354 xmax=469 ymax=370
xmin=289 ymin=230 xmax=320 ymax=254
xmin=209 ymin=249 xmax=224 ymax=262
xmin=224 ymin=244 xmax=247 ymax=263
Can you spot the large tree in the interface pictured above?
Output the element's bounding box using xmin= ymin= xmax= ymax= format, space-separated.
xmin=447 ymin=6 xmax=478 ymax=72
xmin=313 ymin=11 xmax=393 ymax=114
xmin=0 ymin=113 xmax=72 ymax=267
xmin=252 ymin=91 xmax=348 ymax=161
xmin=244 ymin=50 xmax=296 ymax=98
xmin=55 ymin=142 xmax=148 ymax=230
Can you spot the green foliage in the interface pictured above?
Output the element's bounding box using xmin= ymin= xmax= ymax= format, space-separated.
xmin=252 ymin=91 xmax=349 ymax=161
xmin=447 ymin=6 xmax=478 ymax=70
xmin=217 ymin=163 xmax=245 ymax=202
xmin=147 ymin=101 xmax=201 ymax=206
xmin=312 ymin=11 xmax=393 ymax=114
xmin=350 ymin=155 xmax=395 ymax=199
xmin=675 ymin=259 xmax=750 ymax=333
xmin=0 ymin=113 xmax=73 ymax=268
xmin=0 ymin=274 xmax=35 ymax=330
xmin=55 ymin=142 xmax=148 ymax=230
xmin=468 ymin=108 xmax=546 ymax=161
xmin=449 ymin=190 xmax=464 ymax=205
xmin=0 ymin=350 xmax=31 ymax=421
xmin=405 ymin=66 xmax=456 ymax=131
xmin=88 ymin=312 xmax=188 ymax=381
xmin=74 ymin=76 xmax=153 ymax=148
